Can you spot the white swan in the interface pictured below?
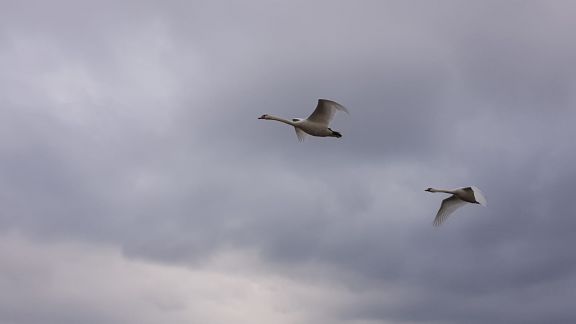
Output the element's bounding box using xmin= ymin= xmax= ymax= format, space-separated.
xmin=425 ymin=186 xmax=487 ymax=226
xmin=258 ymin=99 xmax=349 ymax=141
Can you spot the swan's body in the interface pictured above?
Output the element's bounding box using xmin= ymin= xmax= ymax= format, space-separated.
xmin=258 ymin=99 xmax=349 ymax=141
xmin=425 ymin=186 xmax=487 ymax=226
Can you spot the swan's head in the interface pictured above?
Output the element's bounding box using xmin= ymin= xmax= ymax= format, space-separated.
xmin=258 ymin=114 xmax=270 ymax=120
xmin=425 ymin=188 xmax=433 ymax=192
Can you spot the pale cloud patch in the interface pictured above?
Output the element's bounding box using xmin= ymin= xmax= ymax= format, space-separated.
xmin=0 ymin=232 xmax=390 ymax=324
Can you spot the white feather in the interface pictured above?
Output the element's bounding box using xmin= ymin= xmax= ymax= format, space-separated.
xmin=433 ymin=196 xmax=467 ymax=226
xmin=306 ymin=99 xmax=349 ymax=126
xmin=471 ymin=186 xmax=487 ymax=207
xmin=294 ymin=127 xmax=307 ymax=142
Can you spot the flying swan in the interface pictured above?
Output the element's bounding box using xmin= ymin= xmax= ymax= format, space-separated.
xmin=258 ymin=99 xmax=349 ymax=141
xmin=425 ymin=186 xmax=487 ymax=226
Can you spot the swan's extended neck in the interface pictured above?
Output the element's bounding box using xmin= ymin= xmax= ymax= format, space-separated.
xmin=266 ymin=115 xmax=297 ymax=126
xmin=427 ymin=188 xmax=455 ymax=194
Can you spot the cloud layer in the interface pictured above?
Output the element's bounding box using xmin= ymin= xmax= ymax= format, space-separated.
xmin=1 ymin=1 xmax=576 ymax=323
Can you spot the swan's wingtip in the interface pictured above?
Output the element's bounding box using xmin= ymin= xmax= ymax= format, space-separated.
xmin=319 ymin=98 xmax=350 ymax=114
xmin=471 ymin=186 xmax=488 ymax=207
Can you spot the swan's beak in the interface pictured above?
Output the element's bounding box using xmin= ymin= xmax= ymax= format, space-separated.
xmin=258 ymin=116 xmax=265 ymax=120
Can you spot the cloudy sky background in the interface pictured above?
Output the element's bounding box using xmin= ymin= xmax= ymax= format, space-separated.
xmin=1 ymin=1 xmax=576 ymax=323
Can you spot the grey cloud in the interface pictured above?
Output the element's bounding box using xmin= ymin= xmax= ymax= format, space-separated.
xmin=1 ymin=1 xmax=576 ymax=324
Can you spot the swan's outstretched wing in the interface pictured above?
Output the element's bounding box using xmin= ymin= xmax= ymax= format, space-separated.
xmin=433 ymin=195 xmax=467 ymax=226
xmin=294 ymin=127 xmax=307 ymax=142
xmin=470 ymin=186 xmax=487 ymax=206
xmin=306 ymin=99 xmax=349 ymax=126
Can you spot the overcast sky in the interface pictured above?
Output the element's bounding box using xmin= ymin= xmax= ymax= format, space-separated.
xmin=1 ymin=1 xmax=576 ymax=323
